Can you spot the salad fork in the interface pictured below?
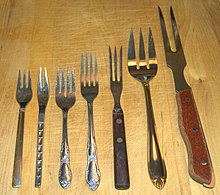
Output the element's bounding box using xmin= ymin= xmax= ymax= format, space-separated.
xmin=35 ymin=67 xmax=49 ymax=188
xmin=109 ymin=47 xmax=130 ymax=190
xmin=128 ymin=28 xmax=167 ymax=189
xmin=56 ymin=68 xmax=76 ymax=189
xmin=12 ymin=70 xmax=32 ymax=188
xmin=80 ymin=53 xmax=101 ymax=191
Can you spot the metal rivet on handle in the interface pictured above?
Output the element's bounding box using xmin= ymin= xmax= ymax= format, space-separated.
xmin=117 ymin=137 xmax=123 ymax=143
xmin=192 ymin=126 xmax=198 ymax=132
xmin=200 ymin=159 xmax=208 ymax=166
xmin=185 ymin=97 xmax=191 ymax=103
xmin=116 ymin=118 xmax=122 ymax=124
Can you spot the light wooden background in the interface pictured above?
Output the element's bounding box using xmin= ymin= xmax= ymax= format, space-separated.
xmin=0 ymin=0 xmax=220 ymax=194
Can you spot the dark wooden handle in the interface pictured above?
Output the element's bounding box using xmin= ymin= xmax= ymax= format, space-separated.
xmin=176 ymin=89 xmax=215 ymax=188
xmin=113 ymin=112 xmax=130 ymax=190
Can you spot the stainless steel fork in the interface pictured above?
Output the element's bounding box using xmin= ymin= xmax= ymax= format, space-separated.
xmin=80 ymin=53 xmax=101 ymax=191
xmin=35 ymin=67 xmax=49 ymax=188
xmin=128 ymin=28 xmax=167 ymax=189
xmin=109 ymin=47 xmax=130 ymax=190
xmin=56 ymin=68 xmax=76 ymax=189
xmin=12 ymin=70 xmax=32 ymax=188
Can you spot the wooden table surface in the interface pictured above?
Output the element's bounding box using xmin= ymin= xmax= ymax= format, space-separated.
xmin=0 ymin=0 xmax=220 ymax=194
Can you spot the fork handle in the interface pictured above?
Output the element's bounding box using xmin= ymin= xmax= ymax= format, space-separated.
xmin=176 ymin=89 xmax=215 ymax=188
xmin=35 ymin=107 xmax=46 ymax=188
xmin=12 ymin=108 xmax=25 ymax=188
xmin=143 ymin=83 xmax=167 ymax=189
xmin=113 ymin=110 xmax=130 ymax=190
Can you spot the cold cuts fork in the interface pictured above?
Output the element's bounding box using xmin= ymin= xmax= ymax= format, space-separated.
xmin=80 ymin=54 xmax=101 ymax=191
xmin=35 ymin=67 xmax=49 ymax=188
xmin=109 ymin=47 xmax=130 ymax=190
xmin=56 ymin=68 xmax=76 ymax=189
xmin=12 ymin=70 xmax=32 ymax=188
xmin=128 ymin=28 xmax=167 ymax=189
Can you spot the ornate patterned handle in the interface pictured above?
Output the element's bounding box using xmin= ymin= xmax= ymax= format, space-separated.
xmin=35 ymin=109 xmax=45 ymax=188
xmin=86 ymin=102 xmax=101 ymax=191
xmin=58 ymin=111 xmax=72 ymax=189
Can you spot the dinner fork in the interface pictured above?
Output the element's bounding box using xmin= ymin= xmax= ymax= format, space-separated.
xmin=12 ymin=70 xmax=32 ymax=188
xmin=128 ymin=28 xmax=167 ymax=189
xmin=80 ymin=53 xmax=101 ymax=191
xmin=35 ymin=67 xmax=49 ymax=188
xmin=109 ymin=47 xmax=130 ymax=190
xmin=56 ymin=68 xmax=76 ymax=189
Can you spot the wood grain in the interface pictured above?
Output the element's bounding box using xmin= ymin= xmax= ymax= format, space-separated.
xmin=0 ymin=0 xmax=220 ymax=194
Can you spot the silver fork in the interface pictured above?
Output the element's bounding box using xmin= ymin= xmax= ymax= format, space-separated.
xmin=128 ymin=28 xmax=167 ymax=189
xmin=12 ymin=70 xmax=32 ymax=188
xmin=80 ymin=53 xmax=101 ymax=191
xmin=109 ymin=47 xmax=130 ymax=190
xmin=55 ymin=68 xmax=76 ymax=189
xmin=35 ymin=67 xmax=49 ymax=188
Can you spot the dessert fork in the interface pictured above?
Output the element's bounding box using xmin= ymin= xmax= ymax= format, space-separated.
xmin=35 ymin=67 xmax=49 ymax=188
xmin=80 ymin=53 xmax=101 ymax=191
xmin=56 ymin=68 xmax=76 ymax=189
xmin=128 ymin=28 xmax=167 ymax=189
xmin=12 ymin=70 xmax=32 ymax=188
xmin=109 ymin=47 xmax=130 ymax=190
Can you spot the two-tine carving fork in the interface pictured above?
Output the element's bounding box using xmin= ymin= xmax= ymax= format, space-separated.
xmin=109 ymin=47 xmax=130 ymax=190
xmin=12 ymin=70 xmax=32 ymax=188
xmin=128 ymin=28 xmax=167 ymax=189
xmin=159 ymin=6 xmax=215 ymax=188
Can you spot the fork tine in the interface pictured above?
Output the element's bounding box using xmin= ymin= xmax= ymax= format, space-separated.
xmin=67 ymin=68 xmax=70 ymax=93
xmin=170 ymin=6 xmax=182 ymax=50
xmin=120 ymin=46 xmax=122 ymax=81
xmin=94 ymin=54 xmax=98 ymax=84
xmin=139 ymin=28 xmax=146 ymax=60
xmin=128 ymin=28 xmax=136 ymax=60
xmin=44 ymin=67 xmax=49 ymax=89
xmin=38 ymin=67 xmax=42 ymax=90
xmin=90 ymin=53 xmax=93 ymax=86
xmin=23 ymin=70 xmax=26 ymax=88
xmin=148 ymin=28 xmax=156 ymax=60
xmin=72 ymin=68 xmax=76 ymax=92
xmin=109 ymin=47 xmax=113 ymax=82
xmin=56 ymin=68 xmax=60 ymax=93
xmin=85 ymin=53 xmax=89 ymax=86
xmin=81 ymin=54 xmax=85 ymax=86
xmin=114 ymin=47 xmax=117 ymax=81
xmin=28 ymin=70 xmax=31 ymax=89
xmin=61 ymin=69 xmax=65 ymax=94
xmin=158 ymin=6 xmax=171 ymax=52
xmin=17 ymin=70 xmax=21 ymax=90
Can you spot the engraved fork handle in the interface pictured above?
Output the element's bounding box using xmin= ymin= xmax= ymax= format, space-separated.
xmin=35 ymin=106 xmax=46 ymax=187
xmin=12 ymin=107 xmax=25 ymax=188
xmin=143 ymin=82 xmax=167 ymax=189
xmin=58 ymin=110 xmax=72 ymax=189
xmin=86 ymin=102 xmax=101 ymax=191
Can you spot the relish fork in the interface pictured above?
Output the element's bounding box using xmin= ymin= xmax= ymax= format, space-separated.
xmin=12 ymin=70 xmax=32 ymax=188
xmin=80 ymin=53 xmax=101 ymax=191
xmin=56 ymin=68 xmax=76 ymax=189
xmin=128 ymin=28 xmax=167 ymax=189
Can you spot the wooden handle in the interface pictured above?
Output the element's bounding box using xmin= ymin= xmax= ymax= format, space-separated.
xmin=176 ymin=89 xmax=215 ymax=188
xmin=113 ymin=111 xmax=130 ymax=190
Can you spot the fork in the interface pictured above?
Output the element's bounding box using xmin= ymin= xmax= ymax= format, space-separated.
xmin=56 ymin=68 xmax=76 ymax=189
xmin=109 ymin=46 xmax=130 ymax=190
xmin=12 ymin=70 xmax=32 ymax=188
xmin=128 ymin=28 xmax=167 ymax=189
xmin=80 ymin=53 xmax=101 ymax=191
xmin=35 ymin=67 xmax=49 ymax=188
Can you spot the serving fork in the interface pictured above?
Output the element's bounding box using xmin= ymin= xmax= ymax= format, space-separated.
xmin=35 ymin=67 xmax=49 ymax=188
xmin=159 ymin=6 xmax=215 ymax=188
xmin=80 ymin=54 xmax=101 ymax=191
xmin=128 ymin=28 xmax=167 ymax=189
xmin=109 ymin=47 xmax=130 ymax=190
xmin=12 ymin=70 xmax=32 ymax=188
xmin=56 ymin=68 xmax=76 ymax=189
